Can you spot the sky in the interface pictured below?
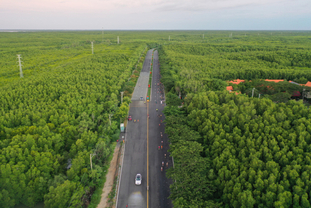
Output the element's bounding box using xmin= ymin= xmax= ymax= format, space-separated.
xmin=0 ymin=0 xmax=310 ymax=30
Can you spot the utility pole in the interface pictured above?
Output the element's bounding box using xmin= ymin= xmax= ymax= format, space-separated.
xmin=102 ymin=27 xmax=104 ymax=42
xmin=17 ymin=54 xmax=23 ymax=78
xmin=117 ymin=36 xmax=119 ymax=44
xmin=252 ymin=88 xmax=255 ymax=98
xmin=90 ymin=153 xmax=96 ymax=170
xmin=91 ymin=42 xmax=94 ymax=54
xmin=121 ymin=91 xmax=124 ymax=104
xmin=109 ymin=114 xmax=113 ymax=126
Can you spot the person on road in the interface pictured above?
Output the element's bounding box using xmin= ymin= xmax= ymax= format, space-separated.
xmin=164 ymin=153 xmax=166 ymax=159
xmin=158 ymin=146 xmax=160 ymax=150
xmin=166 ymin=162 xmax=168 ymax=167
xmin=161 ymin=140 xmax=163 ymax=144
xmin=161 ymin=145 xmax=163 ymax=149
xmin=161 ymin=167 xmax=163 ymax=171
xmin=162 ymin=161 xmax=164 ymax=166
xmin=156 ymin=109 xmax=158 ymax=112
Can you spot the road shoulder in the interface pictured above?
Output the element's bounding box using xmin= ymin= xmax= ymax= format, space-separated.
xmin=96 ymin=143 xmax=123 ymax=208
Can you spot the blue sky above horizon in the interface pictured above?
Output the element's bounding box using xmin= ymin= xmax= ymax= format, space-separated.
xmin=0 ymin=0 xmax=310 ymax=30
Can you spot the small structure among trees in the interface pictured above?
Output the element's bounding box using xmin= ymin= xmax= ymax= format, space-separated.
xmin=226 ymin=79 xmax=311 ymax=103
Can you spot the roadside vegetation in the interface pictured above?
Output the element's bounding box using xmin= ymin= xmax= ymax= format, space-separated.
xmin=1 ymin=30 xmax=311 ymax=208
xmin=161 ymin=31 xmax=311 ymax=207
xmin=0 ymin=31 xmax=147 ymax=208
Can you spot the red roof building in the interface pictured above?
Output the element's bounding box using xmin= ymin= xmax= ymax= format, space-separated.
xmin=305 ymin=81 xmax=311 ymax=87
xmin=265 ymin=79 xmax=284 ymax=83
xmin=229 ymin=79 xmax=245 ymax=85
xmin=226 ymin=86 xmax=233 ymax=92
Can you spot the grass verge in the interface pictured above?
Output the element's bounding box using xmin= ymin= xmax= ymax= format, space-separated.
xmin=87 ymin=142 xmax=117 ymax=208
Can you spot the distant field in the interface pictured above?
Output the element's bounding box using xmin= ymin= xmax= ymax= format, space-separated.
xmin=0 ymin=31 xmax=148 ymax=86
xmin=159 ymin=31 xmax=311 ymax=94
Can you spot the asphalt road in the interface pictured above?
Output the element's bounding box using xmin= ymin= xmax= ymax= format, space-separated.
xmin=117 ymin=50 xmax=152 ymax=208
xmin=117 ymin=49 xmax=172 ymax=208
xmin=149 ymin=50 xmax=173 ymax=208
xmin=132 ymin=50 xmax=152 ymax=101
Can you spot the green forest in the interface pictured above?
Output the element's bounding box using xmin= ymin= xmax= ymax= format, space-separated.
xmin=1 ymin=30 xmax=311 ymax=208
xmin=160 ymin=31 xmax=311 ymax=207
xmin=0 ymin=31 xmax=147 ymax=207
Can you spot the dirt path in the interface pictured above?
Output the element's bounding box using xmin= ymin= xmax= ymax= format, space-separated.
xmin=97 ymin=143 xmax=122 ymax=208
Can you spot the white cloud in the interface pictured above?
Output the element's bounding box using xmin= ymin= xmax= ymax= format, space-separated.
xmin=2 ymin=0 xmax=308 ymax=13
xmin=0 ymin=0 xmax=310 ymax=29
xmin=0 ymin=0 xmax=311 ymax=14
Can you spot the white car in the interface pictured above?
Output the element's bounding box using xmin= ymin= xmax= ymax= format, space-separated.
xmin=135 ymin=174 xmax=142 ymax=185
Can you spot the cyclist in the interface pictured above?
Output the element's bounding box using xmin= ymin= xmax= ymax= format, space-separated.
xmin=164 ymin=154 xmax=166 ymax=159
xmin=161 ymin=167 xmax=163 ymax=171
xmin=162 ymin=161 xmax=164 ymax=166
xmin=156 ymin=109 xmax=158 ymax=112
xmin=158 ymin=146 xmax=160 ymax=150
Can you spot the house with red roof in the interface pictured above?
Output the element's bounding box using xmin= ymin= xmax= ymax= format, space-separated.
xmin=226 ymin=86 xmax=233 ymax=92
xmin=265 ymin=79 xmax=284 ymax=83
xmin=229 ymin=79 xmax=245 ymax=85
xmin=227 ymin=79 xmax=311 ymax=99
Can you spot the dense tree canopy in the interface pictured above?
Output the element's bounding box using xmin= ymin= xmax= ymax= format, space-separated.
xmin=165 ymin=92 xmax=311 ymax=207
xmin=0 ymin=33 xmax=147 ymax=207
xmin=159 ymin=33 xmax=311 ymax=99
xmin=161 ymin=32 xmax=311 ymax=207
